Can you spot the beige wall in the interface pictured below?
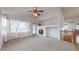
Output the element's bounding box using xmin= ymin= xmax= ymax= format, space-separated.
xmin=42 ymin=8 xmax=64 ymax=40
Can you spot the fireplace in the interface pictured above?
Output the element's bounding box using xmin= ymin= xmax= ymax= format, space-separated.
xmin=39 ymin=29 xmax=43 ymax=35
xmin=37 ymin=26 xmax=46 ymax=37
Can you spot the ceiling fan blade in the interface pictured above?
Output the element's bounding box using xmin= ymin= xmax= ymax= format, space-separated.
xmin=37 ymin=13 xmax=40 ymax=16
xmin=27 ymin=7 xmax=43 ymax=16
xmin=27 ymin=10 xmax=33 ymax=12
xmin=38 ymin=10 xmax=44 ymax=12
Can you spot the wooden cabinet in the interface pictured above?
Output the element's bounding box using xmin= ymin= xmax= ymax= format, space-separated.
xmin=63 ymin=31 xmax=76 ymax=44
xmin=64 ymin=35 xmax=72 ymax=42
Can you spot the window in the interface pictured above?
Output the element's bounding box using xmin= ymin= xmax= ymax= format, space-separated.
xmin=10 ymin=20 xmax=30 ymax=33
xmin=32 ymin=24 xmax=37 ymax=33
xmin=61 ymin=24 xmax=68 ymax=30
xmin=64 ymin=24 xmax=68 ymax=30
xmin=76 ymin=24 xmax=79 ymax=30
xmin=17 ymin=21 xmax=30 ymax=32
xmin=10 ymin=20 xmax=19 ymax=33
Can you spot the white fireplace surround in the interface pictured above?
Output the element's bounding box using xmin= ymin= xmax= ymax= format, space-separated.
xmin=37 ymin=26 xmax=60 ymax=40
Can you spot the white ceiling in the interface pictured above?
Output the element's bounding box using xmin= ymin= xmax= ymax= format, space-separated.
xmin=0 ymin=7 xmax=33 ymax=16
xmin=0 ymin=7 xmax=79 ymax=21
xmin=0 ymin=7 xmax=61 ymax=22
xmin=62 ymin=7 xmax=79 ymax=23
xmin=62 ymin=7 xmax=79 ymax=18
xmin=1 ymin=7 xmax=79 ymax=22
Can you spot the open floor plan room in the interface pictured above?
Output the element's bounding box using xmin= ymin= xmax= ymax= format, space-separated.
xmin=0 ymin=7 xmax=79 ymax=51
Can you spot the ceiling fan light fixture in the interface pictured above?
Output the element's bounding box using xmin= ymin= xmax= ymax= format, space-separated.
xmin=32 ymin=13 xmax=38 ymax=16
xmin=28 ymin=7 xmax=43 ymax=16
xmin=33 ymin=7 xmax=37 ymax=10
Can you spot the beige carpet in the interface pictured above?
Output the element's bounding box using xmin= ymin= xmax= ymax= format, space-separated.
xmin=1 ymin=35 xmax=76 ymax=51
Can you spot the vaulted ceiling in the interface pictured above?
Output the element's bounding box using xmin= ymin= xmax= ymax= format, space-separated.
xmin=1 ymin=7 xmax=79 ymax=23
xmin=62 ymin=7 xmax=79 ymax=23
xmin=62 ymin=7 xmax=79 ymax=18
xmin=0 ymin=7 xmax=62 ymax=22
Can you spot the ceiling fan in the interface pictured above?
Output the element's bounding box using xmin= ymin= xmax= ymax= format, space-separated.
xmin=27 ymin=7 xmax=44 ymax=16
